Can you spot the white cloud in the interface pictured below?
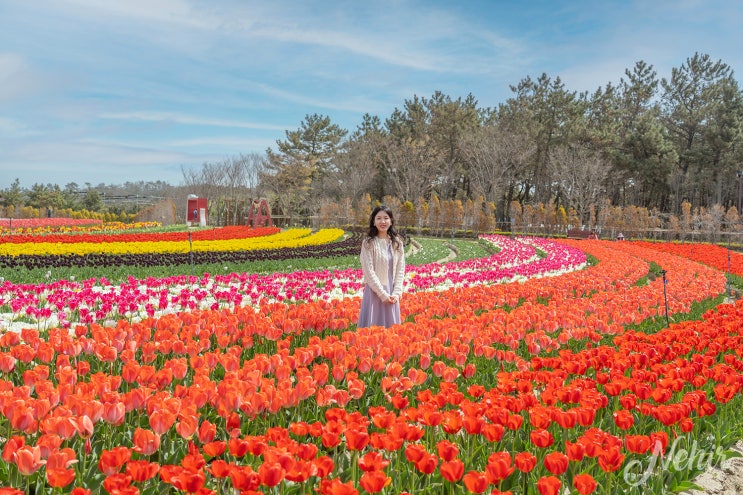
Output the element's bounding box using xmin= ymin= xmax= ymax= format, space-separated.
xmin=100 ymin=111 xmax=288 ymax=131
xmin=0 ymin=116 xmax=37 ymax=137
xmin=0 ymin=52 xmax=47 ymax=102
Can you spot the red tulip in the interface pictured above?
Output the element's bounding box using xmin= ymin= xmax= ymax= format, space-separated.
xmin=543 ymin=451 xmax=568 ymax=475
xmin=440 ymin=459 xmax=464 ymax=482
xmin=514 ymin=451 xmax=537 ymax=473
xmin=537 ymin=475 xmax=561 ymax=495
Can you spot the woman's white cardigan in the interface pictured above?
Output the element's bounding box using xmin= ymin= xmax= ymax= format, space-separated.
xmin=360 ymin=236 xmax=405 ymax=302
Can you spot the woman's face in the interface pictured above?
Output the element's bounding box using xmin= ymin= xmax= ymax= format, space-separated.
xmin=374 ymin=211 xmax=392 ymax=234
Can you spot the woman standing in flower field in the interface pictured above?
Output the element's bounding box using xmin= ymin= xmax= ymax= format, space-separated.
xmin=357 ymin=205 xmax=405 ymax=328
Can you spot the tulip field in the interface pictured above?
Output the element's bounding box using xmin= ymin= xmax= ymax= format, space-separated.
xmin=2 ymin=222 xmax=743 ymax=495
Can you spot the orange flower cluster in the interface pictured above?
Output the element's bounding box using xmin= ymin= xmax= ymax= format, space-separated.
xmin=631 ymin=240 xmax=743 ymax=277
xmin=0 ymin=239 xmax=737 ymax=494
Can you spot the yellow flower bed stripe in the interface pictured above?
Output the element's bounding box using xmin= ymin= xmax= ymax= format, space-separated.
xmin=0 ymin=228 xmax=345 ymax=256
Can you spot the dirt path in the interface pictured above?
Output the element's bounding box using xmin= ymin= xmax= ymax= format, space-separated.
xmin=679 ymin=441 xmax=743 ymax=495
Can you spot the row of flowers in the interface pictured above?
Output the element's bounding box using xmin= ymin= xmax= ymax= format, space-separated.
xmin=0 ymin=228 xmax=344 ymax=257
xmin=630 ymin=241 xmax=743 ymax=276
xmin=0 ymin=233 xmax=363 ymax=272
xmin=0 ymin=238 xmax=734 ymax=494
xmin=0 ymin=226 xmax=280 ymax=245
xmin=0 ymin=218 xmax=106 ymax=233
xmin=0 ymin=236 xmax=586 ymax=332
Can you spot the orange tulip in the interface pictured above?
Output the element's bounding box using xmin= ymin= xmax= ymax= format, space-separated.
xmin=436 ymin=440 xmax=460 ymax=462
xmin=597 ymin=446 xmax=625 ymax=473
xmin=486 ymin=451 xmax=514 ymax=483
xmin=258 ymin=461 xmax=285 ymax=488
xmin=46 ymin=447 xmax=76 ymax=471
xmin=625 ymin=434 xmax=652 ymax=454
xmin=679 ymin=417 xmax=694 ymax=432
xmin=565 ymin=440 xmax=585 ymax=461
xmin=358 ymin=451 xmax=390 ymax=472
xmin=514 ymin=451 xmax=537 ymax=473
xmin=149 ymin=408 xmax=176 ymax=435
xmin=102 ymin=473 xmax=133 ymax=493
xmin=0 ymin=352 xmax=16 ymax=372
xmin=98 ymin=446 xmax=131 ymax=476
xmin=229 ymin=465 xmax=260 ymax=490
xmin=132 ymin=428 xmax=161 ymax=456
xmin=543 ymin=451 xmax=568 ymax=476
xmin=573 ymin=473 xmax=598 ymax=495
xmin=345 ymin=428 xmax=370 ymax=451
xmin=481 ymin=423 xmax=505 ymax=442
xmin=13 ymin=445 xmax=45 ymax=475
xmin=102 ymin=402 xmax=126 ymax=426
xmin=414 ymin=453 xmax=439 ymax=474
xmin=197 ymin=419 xmax=217 ymax=443
xmin=203 ymin=441 xmax=227 ymax=458
xmin=529 ymin=407 xmax=552 ymax=429
xmin=319 ymin=478 xmax=359 ymax=495
xmin=506 ymin=414 xmax=523 ymax=430
xmin=650 ymin=431 xmax=669 ymax=454
xmin=613 ymin=410 xmax=634 ymax=430
xmin=404 ymin=443 xmax=427 ymax=464
xmin=171 ymin=467 xmax=206 ymax=493
xmin=46 ymin=467 xmax=76 ymax=488
xmin=359 ymin=469 xmax=391 ymax=493
xmin=462 ymin=471 xmax=489 ymax=494
xmin=441 ymin=410 xmax=463 ymax=434
xmin=176 ymin=415 xmax=199 ymax=440
xmin=313 ymin=455 xmax=334 ymax=477
xmin=530 ymin=428 xmax=554 ymax=448
xmin=126 ymin=459 xmax=160 ymax=482
xmin=321 ymin=429 xmax=341 ymax=449
xmin=2 ymin=436 xmax=25 ymax=462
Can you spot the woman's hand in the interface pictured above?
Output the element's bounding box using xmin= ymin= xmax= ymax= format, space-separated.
xmin=387 ymin=295 xmax=398 ymax=304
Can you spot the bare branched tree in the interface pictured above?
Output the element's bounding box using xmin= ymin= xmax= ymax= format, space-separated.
xmin=181 ymin=153 xmax=265 ymax=225
xmin=548 ymin=146 xmax=610 ymax=224
xmin=331 ymin=142 xmax=379 ymax=201
xmin=460 ymin=126 xmax=535 ymax=205
xmin=382 ymin=136 xmax=445 ymax=201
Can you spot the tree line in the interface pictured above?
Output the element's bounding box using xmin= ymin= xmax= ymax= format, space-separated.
xmin=184 ymin=52 xmax=742 ymax=226
xmin=0 ymin=179 xmax=177 ymax=219
xmin=4 ymin=52 xmax=741 ymax=229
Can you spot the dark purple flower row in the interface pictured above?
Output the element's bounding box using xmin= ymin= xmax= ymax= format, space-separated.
xmin=0 ymin=233 xmax=364 ymax=270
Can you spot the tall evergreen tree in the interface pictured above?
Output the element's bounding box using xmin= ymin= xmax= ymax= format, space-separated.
xmin=261 ymin=114 xmax=347 ymax=218
xmin=661 ymin=53 xmax=740 ymax=211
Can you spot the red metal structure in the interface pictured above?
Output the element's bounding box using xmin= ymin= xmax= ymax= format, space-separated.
xmin=246 ymin=198 xmax=273 ymax=228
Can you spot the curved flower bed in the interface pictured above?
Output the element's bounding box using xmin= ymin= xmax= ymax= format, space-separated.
xmin=0 ymin=226 xmax=280 ymax=244
xmin=0 ymin=217 xmax=104 ymax=232
xmin=0 ymin=236 xmax=585 ymax=331
xmin=0 ymin=228 xmax=344 ymax=257
xmin=0 ymin=238 xmax=735 ymax=495
xmin=409 ymin=236 xmax=587 ymax=290
xmin=0 ymin=233 xmax=363 ymax=271
xmin=628 ymin=240 xmax=743 ymax=275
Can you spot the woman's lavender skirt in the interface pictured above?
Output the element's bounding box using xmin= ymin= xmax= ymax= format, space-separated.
xmin=357 ymin=284 xmax=401 ymax=328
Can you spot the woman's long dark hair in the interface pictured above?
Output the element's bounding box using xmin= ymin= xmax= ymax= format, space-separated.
xmin=365 ymin=205 xmax=403 ymax=248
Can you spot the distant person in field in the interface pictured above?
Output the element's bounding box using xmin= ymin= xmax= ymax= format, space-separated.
xmin=357 ymin=205 xmax=405 ymax=328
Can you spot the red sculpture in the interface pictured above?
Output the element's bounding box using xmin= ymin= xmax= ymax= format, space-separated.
xmin=246 ymin=198 xmax=274 ymax=228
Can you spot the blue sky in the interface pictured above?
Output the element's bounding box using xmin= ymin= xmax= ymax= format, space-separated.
xmin=1 ymin=0 xmax=741 ymax=190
